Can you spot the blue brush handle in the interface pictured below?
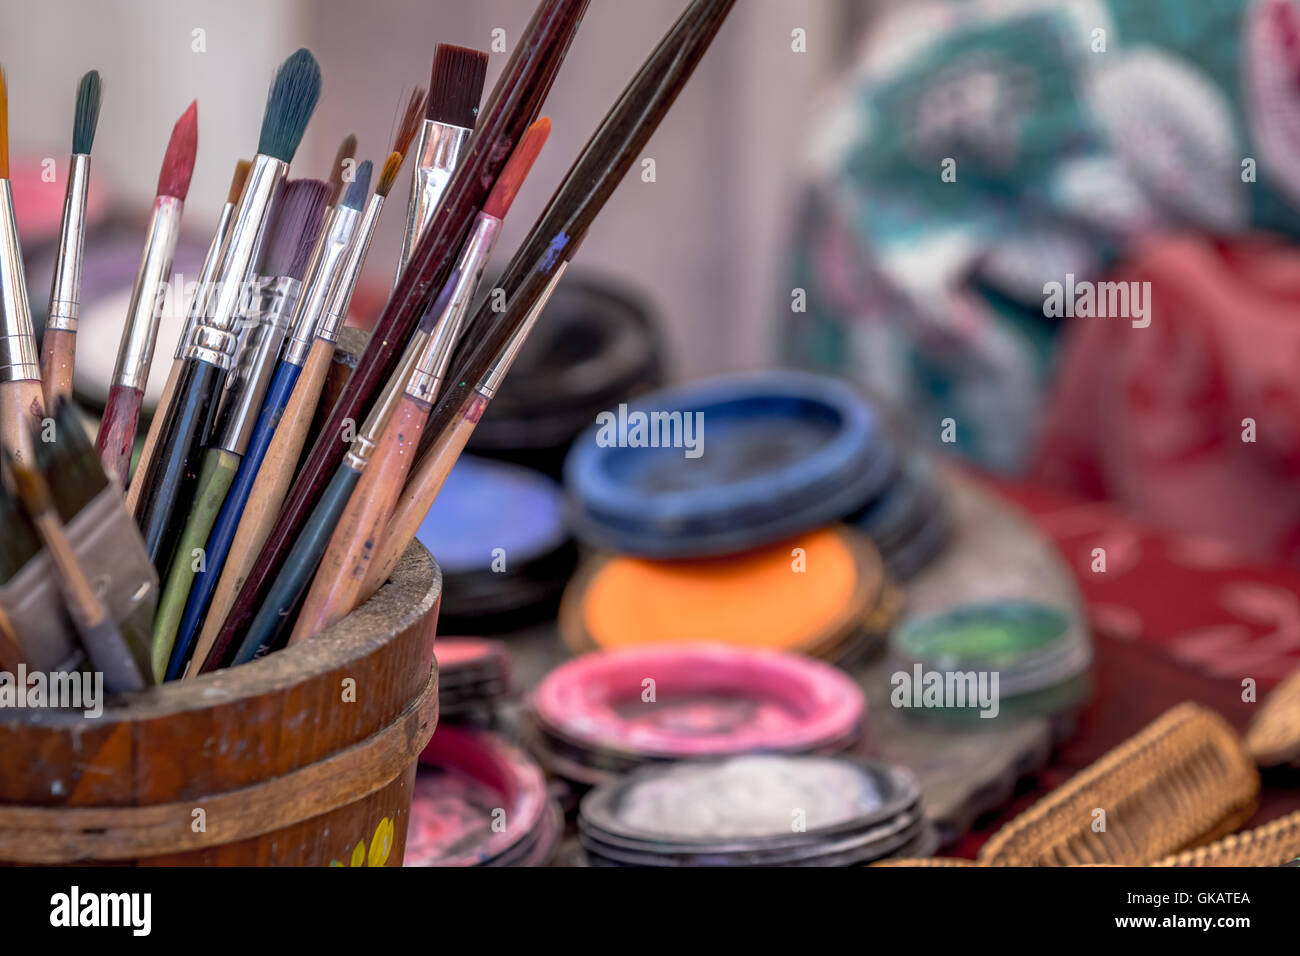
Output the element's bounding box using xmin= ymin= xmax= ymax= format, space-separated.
xmin=230 ymin=463 xmax=362 ymax=666
xmin=166 ymin=360 xmax=304 ymax=680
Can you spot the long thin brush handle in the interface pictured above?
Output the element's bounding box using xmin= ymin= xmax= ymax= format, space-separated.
xmin=39 ymin=329 xmax=76 ymax=409
xmin=362 ymin=389 xmax=485 ymax=598
xmin=127 ymin=356 xmax=181 ymax=512
xmin=0 ymin=380 xmax=45 ymax=465
xmin=290 ymin=395 xmax=428 ymax=644
xmin=207 ymin=0 xmax=589 ymax=672
xmin=190 ymin=341 xmax=331 ymax=675
xmin=95 ymin=383 xmax=143 ymax=487
xmin=168 ymin=358 xmax=301 ymax=679
xmin=229 ymin=464 xmax=362 ymax=666
xmin=133 ymin=358 xmax=225 ymax=571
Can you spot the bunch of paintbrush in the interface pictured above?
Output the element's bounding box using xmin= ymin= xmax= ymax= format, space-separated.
xmin=199 ymin=1 xmax=590 ymax=673
xmin=0 ymin=400 xmax=155 ymax=692
xmin=96 ymin=101 xmax=198 ymax=487
xmin=39 ymin=71 xmax=102 ymax=410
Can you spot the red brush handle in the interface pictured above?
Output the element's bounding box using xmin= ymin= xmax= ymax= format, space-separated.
xmin=96 ymin=384 xmax=144 ymax=488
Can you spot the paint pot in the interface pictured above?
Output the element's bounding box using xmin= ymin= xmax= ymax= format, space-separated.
xmin=434 ymin=637 xmax=512 ymax=726
xmin=415 ymin=456 xmax=576 ymax=632
xmin=564 ymin=370 xmax=897 ymax=558
xmin=405 ymin=725 xmax=561 ymax=867
xmin=890 ymin=600 xmax=1092 ymax=721
xmin=527 ymin=643 xmax=865 ymax=795
xmin=559 ymin=524 xmax=896 ymax=662
xmin=577 ymin=754 xmax=928 ymax=866
xmin=469 ymin=271 xmax=665 ymax=478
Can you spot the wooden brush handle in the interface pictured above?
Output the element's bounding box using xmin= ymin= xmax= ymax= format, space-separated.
xmin=0 ymin=379 xmax=46 ymax=465
xmin=96 ymin=384 xmax=143 ymax=488
xmin=290 ymin=395 xmax=429 ymax=645
xmin=127 ymin=358 xmax=181 ymax=513
xmin=189 ymin=341 xmax=334 ymax=676
xmin=38 ymin=328 xmax=77 ymax=410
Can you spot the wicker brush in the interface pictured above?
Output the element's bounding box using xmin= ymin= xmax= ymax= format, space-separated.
xmin=1245 ymin=668 xmax=1300 ymax=768
xmin=979 ymin=703 xmax=1259 ymax=866
xmin=1152 ymin=808 xmax=1300 ymax=867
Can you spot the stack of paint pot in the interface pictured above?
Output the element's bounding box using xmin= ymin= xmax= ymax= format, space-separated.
xmin=434 ymin=637 xmax=513 ymax=726
xmin=889 ymin=600 xmax=1092 ymax=722
xmin=576 ymin=754 xmax=933 ymax=866
xmin=525 ymin=644 xmax=866 ymax=810
xmin=404 ymin=726 xmax=563 ymax=867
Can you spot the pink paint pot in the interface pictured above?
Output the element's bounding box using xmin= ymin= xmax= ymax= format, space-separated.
xmin=407 ymin=726 xmax=555 ymax=867
xmin=532 ymin=643 xmax=865 ymax=761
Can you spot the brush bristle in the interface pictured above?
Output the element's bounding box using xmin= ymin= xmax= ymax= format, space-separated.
xmin=0 ymin=478 xmax=40 ymax=583
xmin=341 ymin=159 xmax=372 ymax=211
xmin=327 ymin=133 xmax=357 ymax=205
xmin=264 ymin=179 xmax=330 ymax=280
xmin=426 ymin=45 xmax=488 ymax=129
xmin=72 ymin=70 xmax=102 ymax=155
xmin=417 ymin=268 xmax=461 ymax=334
xmin=156 ymin=100 xmax=198 ymax=200
xmin=228 ymin=158 xmax=252 ymax=204
xmin=376 ymin=151 xmax=403 ymax=198
xmin=7 ymin=457 xmax=50 ymax=518
xmin=36 ymin=399 xmax=108 ymax=522
xmin=257 ymin=48 xmax=322 ymax=162
xmin=392 ymin=88 xmax=426 ymax=160
xmin=0 ymin=66 xmax=10 ymax=179
xmin=483 ymin=117 xmax=550 ymax=221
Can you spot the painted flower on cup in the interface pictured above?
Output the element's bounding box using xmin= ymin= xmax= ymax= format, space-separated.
xmin=329 ymin=815 xmax=395 ymax=867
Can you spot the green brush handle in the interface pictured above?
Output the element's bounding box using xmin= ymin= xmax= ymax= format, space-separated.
xmin=150 ymin=447 xmax=240 ymax=681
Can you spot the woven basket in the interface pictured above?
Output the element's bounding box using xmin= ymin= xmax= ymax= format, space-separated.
xmin=1246 ymin=668 xmax=1300 ymax=767
xmin=979 ymin=703 xmax=1259 ymax=866
xmin=1152 ymin=808 xmax=1300 ymax=867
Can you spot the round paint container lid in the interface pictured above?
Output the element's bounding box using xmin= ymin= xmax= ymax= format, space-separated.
xmin=532 ymin=643 xmax=864 ymax=761
xmin=564 ymin=371 xmax=897 ymax=558
xmin=559 ymin=524 xmax=887 ymax=661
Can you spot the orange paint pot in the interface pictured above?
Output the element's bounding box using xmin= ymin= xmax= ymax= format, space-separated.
xmin=560 ymin=525 xmax=891 ymax=660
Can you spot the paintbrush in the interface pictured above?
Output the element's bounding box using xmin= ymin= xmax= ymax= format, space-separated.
xmin=292 ymin=118 xmax=551 ymax=642
xmin=326 ymin=132 xmax=357 ymax=206
xmin=201 ymin=0 xmax=589 ymax=674
xmin=0 ymin=66 xmax=45 ymax=465
xmin=127 ymin=158 xmax=251 ymax=514
xmin=395 ymin=45 xmax=488 ymax=285
xmin=6 ymin=448 xmax=145 ymax=693
xmin=133 ymin=49 xmax=321 ymax=574
xmin=187 ymin=147 xmax=408 ymax=676
xmin=96 ymin=100 xmax=198 ymax=487
xmin=39 ymin=71 xmax=102 ymax=410
xmin=151 ymin=179 xmax=329 ymax=680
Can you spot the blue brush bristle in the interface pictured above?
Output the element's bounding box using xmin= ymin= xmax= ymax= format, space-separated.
xmin=341 ymin=160 xmax=372 ymax=210
xmin=257 ymin=48 xmax=322 ymax=162
xmin=72 ymin=70 xmax=102 ymax=155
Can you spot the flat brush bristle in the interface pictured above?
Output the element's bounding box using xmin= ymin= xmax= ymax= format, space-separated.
xmin=258 ymin=48 xmax=322 ymax=163
xmin=72 ymin=70 xmax=102 ymax=155
xmin=427 ymin=44 xmax=488 ymax=130
xmin=483 ymin=117 xmax=550 ymax=220
xmin=341 ymin=159 xmax=372 ymax=211
xmin=35 ymin=400 xmax=108 ymax=522
xmin=0 ymin=66 xmax=9 ymax=179
xmin=229 ymin=158 xmax=252 ymax=204
xmin=376 ymin=151 xmax=403 ymax=198
xmin=327 ymin=133 xmax=357 ymax=205
xmin=392 ymin=88 xmax=426 ymax=160
xmin=157 ymin=100 xmax=198 ymax=200
xmin=264 ymin=178 xmax=330 ymax=281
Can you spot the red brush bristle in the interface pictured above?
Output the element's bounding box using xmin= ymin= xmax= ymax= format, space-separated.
xmin=156 ymin=100 xmax=198 ymax=200
xmin=482 ymin=117 xmax=551 ymax=221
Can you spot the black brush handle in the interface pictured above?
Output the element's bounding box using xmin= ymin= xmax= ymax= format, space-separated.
xmin=132 ymin=358 xmax=226 ymax=573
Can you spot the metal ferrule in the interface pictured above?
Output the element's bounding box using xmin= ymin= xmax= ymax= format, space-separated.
xmin=282 ymin=203 xmax=361 ymax=367
xmin=318 ymin=193 xmax=385 ymax=345
xmin=344 ymin=342 xmax=422 ymax=472
xmin=395 ymin=119 xmax=471 ymax=285
xmin=480 ymin=263 xmax=569 ymax=399
xmin=216 ymin=275 xmax=302 ymax=455
xmin=0 ymin=180 xmax=38 ymax=382
xmin=405 ymin=213 xmax=501 ymax=405
xmin=45 ymin=152 xmax=92 ymax=333
xmin=111 ymin=195 xmax=184 ymax=391
xmin=174 ymin=199 xmax=237 ymax=361
xmin=186 ymin=153 xmax=287 ymax=369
